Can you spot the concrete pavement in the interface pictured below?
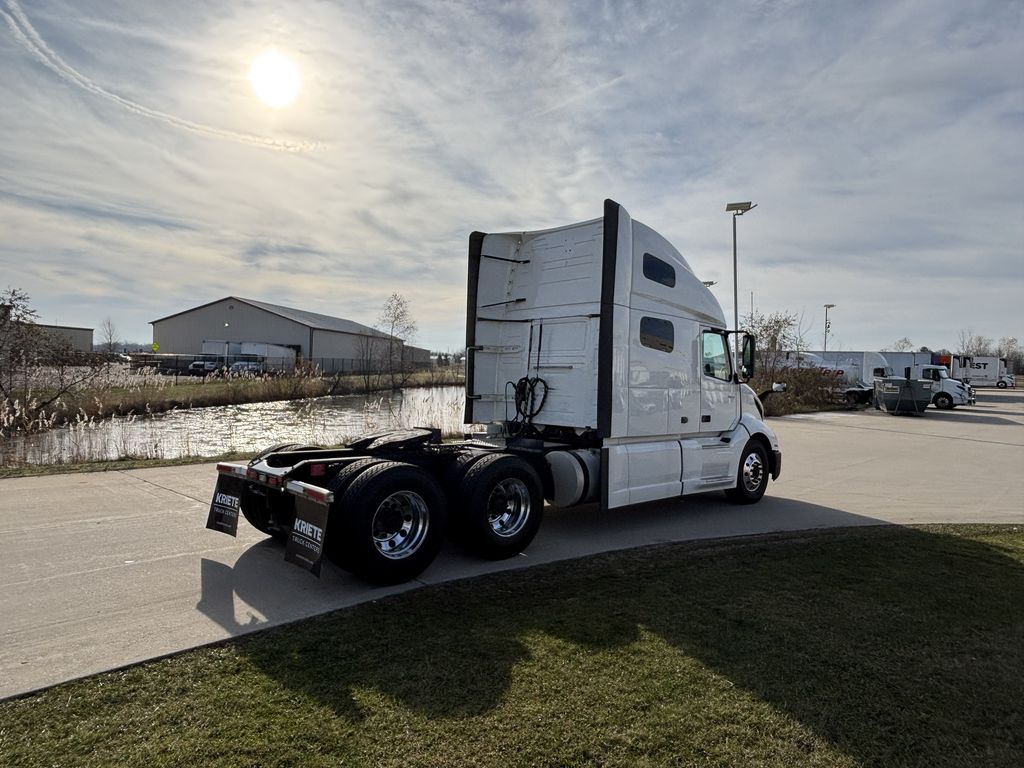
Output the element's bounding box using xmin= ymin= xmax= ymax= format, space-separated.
xmin=1 ymin=389 xmax=1022 ymax=699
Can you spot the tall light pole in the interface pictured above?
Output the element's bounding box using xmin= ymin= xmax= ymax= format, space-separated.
xmin=726 ymin=201 xmax=757 ymax=359
xmin=823 ymin=304 xmax=836 ymax=356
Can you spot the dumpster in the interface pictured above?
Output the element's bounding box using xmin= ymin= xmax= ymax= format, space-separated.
xmin=874 ymin=377 xmax=932 ymax=415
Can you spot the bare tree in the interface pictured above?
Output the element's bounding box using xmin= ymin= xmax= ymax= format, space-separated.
xmin=997 ymin=336 xmax=1023 ymax=374
xmin=353 ymin=331 xmax=386 ymax=394
xmin=742 ymin=309 xmax=806 ymax=380
xmin=1 ymin=287 xmax=107 ymax=436
xmin=99 ymin=316 xmax=121 ymax=354
xmin=884 ymin=337 xmax=914 ymax=352
xmin=957 ymin=328 xmax=994 ymax=356
xmin=996 ymin=336 xmax=1019 ymax=356
xmin=376 ymin=293 xmax=418 ymax=390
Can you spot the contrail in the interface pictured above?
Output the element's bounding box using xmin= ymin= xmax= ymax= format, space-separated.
xmin=1 ymin=0 xmax=319 ymax=152
xmin=530 ymin=74 xmax=630 ymax=118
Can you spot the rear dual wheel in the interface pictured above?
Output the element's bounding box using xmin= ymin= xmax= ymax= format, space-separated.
xmin=327 ymin=461 xmax=447 ymax=585
xmin=450 ymin=453 xmax=544 ymax=560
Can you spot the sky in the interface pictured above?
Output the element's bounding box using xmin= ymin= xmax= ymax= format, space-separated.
xmin=1 ymin=0 xmax=1021 ymax=354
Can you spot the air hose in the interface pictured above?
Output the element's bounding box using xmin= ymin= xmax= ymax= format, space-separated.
xmin=513 ymin=376 xmax=548 ymax=420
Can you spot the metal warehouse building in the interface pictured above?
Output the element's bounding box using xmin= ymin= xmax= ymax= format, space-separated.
xmin=151 ymin=296 xmax=430 ymax=373
xmin=37 ymin=323 xmax=94 ymax=352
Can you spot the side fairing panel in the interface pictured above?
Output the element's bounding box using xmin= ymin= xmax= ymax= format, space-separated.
xmin=603 ymin=441 xmax=683 ymax=509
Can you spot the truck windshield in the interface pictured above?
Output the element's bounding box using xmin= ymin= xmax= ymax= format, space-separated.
xmin=937 ymin=369 xmax=948 ymax=379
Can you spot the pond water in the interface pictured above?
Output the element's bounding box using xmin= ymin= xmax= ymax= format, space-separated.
xmin=0 ymin=386 xmax=466 ymax=466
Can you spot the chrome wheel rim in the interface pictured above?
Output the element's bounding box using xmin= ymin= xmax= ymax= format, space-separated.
xmin=371 ymin=491 xmax=429 ymax=559
xmin=487 ymin=478 xmax=531 ymax=538
xmin=742 ymin=452 xmax=765 ymax=493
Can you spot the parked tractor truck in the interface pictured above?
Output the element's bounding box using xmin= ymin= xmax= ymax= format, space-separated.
xmin=207 ymin=200 xmax=782 ymax=585
xmin=881 ymin=352 xmax=974 ymax=407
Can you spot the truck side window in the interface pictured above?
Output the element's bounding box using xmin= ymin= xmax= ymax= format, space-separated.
xmin=642 ymin=253 xmax=676 ymax=288
xmin=701 ymin=332 xmax=731 ymax=380
xmin=640 ymin=317 xmax=674 ymax=353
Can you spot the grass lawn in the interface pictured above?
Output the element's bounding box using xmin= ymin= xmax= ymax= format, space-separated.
xmin=1 ymin=524 xmax=1021 ymax=767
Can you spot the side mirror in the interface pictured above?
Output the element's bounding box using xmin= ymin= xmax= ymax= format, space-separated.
xmin=740 ymin=334 xmax=756 ymax=381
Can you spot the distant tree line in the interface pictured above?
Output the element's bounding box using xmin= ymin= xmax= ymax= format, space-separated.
xmin=881 ymin=329 xmax=1021 ymax=373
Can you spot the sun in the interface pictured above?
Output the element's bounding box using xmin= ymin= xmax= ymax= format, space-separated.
xmin=249 ymin=49 xmax=300 ymax=108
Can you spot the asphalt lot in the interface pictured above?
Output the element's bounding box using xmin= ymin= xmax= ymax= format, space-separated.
xmin=1 ymin=388 xmax=1021 ymax=699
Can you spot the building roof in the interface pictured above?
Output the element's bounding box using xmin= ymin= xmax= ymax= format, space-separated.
xmin=151 ymin=296 xmax=387 ymax=337
xmin=35 ymin=322 xmax=94 ymax=332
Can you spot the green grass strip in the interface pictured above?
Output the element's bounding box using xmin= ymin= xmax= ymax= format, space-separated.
xmin=1 ymin=524 xmax=1021 ymax=767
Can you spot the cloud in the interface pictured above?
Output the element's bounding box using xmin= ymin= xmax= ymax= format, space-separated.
xmin=0 ymin=0 xmax=1020 ymax=353
xmin=1 ymin=0 xmax=319 ymax=152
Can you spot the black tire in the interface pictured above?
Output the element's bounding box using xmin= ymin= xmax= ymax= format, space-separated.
xmin=997 ymin=381 xmax=1008 ymax=389
xmin=239 ymin=483 xmax=293 ymax=542
xmin=725 ymin=440 xmax=770 ymax=505
xmin=454 ymin=453 xmax=544 ymax=560
xmin=321 ymin=458 xmax=388 ymax=564
xmin=328 ymin=457 xmax=389 ymax=499
xmin=240 ymin=443 xmax=319 ymax=539
xmin=442 ymin=452 xmax=489 ymax=505
xmin=933 ymin=393 xmax=953 ymax=409
xmin=329 ymin=461 xmax=447 ymax=585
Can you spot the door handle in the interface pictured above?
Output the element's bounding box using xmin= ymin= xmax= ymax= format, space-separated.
xmin=701 ymin=415 xmax=711 ymax=422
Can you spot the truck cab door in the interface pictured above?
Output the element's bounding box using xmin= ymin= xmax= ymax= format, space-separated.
xmin=699 ymin=329 xmax=739 ymax=433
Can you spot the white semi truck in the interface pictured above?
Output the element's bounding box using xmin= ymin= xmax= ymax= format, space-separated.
xmin=881 ymin=351 xmax=975 ymax=407
xmin=206 ymin=200 xmax=782 ymax=585
xmin=965 ymin=356 xmax=1015 ymax=388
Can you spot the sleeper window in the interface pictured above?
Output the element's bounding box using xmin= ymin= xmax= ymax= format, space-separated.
xmin=642 ymin=253 xmax=676 ymax=288
xmin=640 ymin=317 xmax=674 ymax=353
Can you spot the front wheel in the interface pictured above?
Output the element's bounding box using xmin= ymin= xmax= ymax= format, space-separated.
xmin=997 ymin=381 xmax=1008 ymax=389
xmin=933 ymin=393 xmax=953 ymax=409
xmin=454 ymin=453 xmax=544 ymax=559
xmin=725 ymin=441 xmax=769 ymax=505
xmin=330 ymin=461 xmax=447 ymax=585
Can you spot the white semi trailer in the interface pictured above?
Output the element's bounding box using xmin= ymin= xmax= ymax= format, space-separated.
xmin=206 ymin=200 xmax=782 ymax=585
xmin=784 ymin=351 xmax=892 ymax=404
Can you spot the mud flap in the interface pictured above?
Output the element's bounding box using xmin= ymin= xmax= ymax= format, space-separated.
xmin=207 ymin=473 xmax=245 ymax=536
xmin=284 ymin=496 xmax=330 ymax=576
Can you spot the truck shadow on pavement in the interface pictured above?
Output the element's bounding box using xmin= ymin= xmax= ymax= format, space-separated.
xmin=921 ymin=410 xmax=1022 ymax=426
xmin=978 ymin=392 xmax=1024 ymax=405
xmin=203 ymin=505 xmax=1023 ymax=765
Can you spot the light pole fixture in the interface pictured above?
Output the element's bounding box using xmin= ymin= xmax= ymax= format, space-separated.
xmin=726 ymin=201 xmax=757 ymax=359
xmin=823 ymin=304 xmax=836 ymax=355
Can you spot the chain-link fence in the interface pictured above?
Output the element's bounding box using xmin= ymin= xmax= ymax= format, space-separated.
xmin=126 ymin=353 xmax=433 ymax=380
